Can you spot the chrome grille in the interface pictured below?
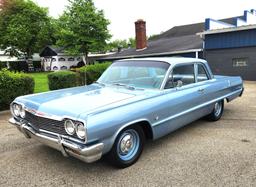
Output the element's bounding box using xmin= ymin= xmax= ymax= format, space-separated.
xmin=25 ymin=111 xmax=68 ymax=136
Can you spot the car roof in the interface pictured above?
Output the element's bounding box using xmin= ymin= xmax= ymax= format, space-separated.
xmin=116 ymin=57 xmax=207 ymax=66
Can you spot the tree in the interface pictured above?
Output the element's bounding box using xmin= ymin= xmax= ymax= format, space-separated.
xmin=56 ymin=0 xmax=111 ymax=63
xmin=107 ymin=38 xmax=136 ymax=52
xmin=148 ymin=34 xmax=159 ymax=41
xmin=0 ymin=0 xmax=55 ymax=61
xmin=128 ymin=37 xmax=136 ymax=48
xmin=107 ymin=39 xmax=129 ymax=51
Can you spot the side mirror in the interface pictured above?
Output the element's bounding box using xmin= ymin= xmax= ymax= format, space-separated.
xmin=176 ymin=80 xmax=183 ymax=88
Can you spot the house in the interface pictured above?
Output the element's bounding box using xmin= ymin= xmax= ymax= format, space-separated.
xmin=0 ymin=50 xmax=41 ymax=71
xmin=199 ymin=10 xmax=256 ymax=80
xmin=100 ymin=19 xmax=204 ymax=61
xmin=99 ymin=9 xmax=256 ymax=81
xmin=39 ymin=46 xmax=112 ymax=71
xmin=0 ymin=50 xmax=20 ymax=63
xmin=39 ymin=46 xmax=85 ymax=71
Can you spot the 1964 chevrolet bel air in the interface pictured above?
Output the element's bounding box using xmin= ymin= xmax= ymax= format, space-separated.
xmin=9 ymin=57 xmax=243 ymax=168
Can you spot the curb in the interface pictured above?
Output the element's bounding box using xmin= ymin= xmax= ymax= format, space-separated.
xmin=0 ymin=110 xmax=10 ymax=115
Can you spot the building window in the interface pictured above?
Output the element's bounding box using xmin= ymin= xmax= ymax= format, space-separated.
xmin=58 ymin=57 xmax=66 ymax=61
xmin=232 ymin=58 xmax=248 ymax=67
xmin=68 ymin=57 xmax=75 ymax=61
xmin=52 ymin=58 xmax=56 ymax=62
xmin=77 ymin=57 xmax=81 ymax=61
xmin=53 ymin=66 xmax=58 ymax=70
xmin=60 ymin=66 xmax=68 ymax=70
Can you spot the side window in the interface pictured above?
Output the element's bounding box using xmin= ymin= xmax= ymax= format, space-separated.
xmin=165 ymin=64 xmax=195 ymax=89
xmin=197 ymin=64 xmax=209 ymax=82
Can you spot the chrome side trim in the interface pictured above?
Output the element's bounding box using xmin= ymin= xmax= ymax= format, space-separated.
xmin=152 ymin=88 xmax=243 ymax=127
xmin=9 ymin=118 xmax=104 ymax=163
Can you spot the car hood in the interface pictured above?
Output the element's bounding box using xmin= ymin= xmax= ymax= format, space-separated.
xmin=15 ymin=84 xmax=150 ymax=119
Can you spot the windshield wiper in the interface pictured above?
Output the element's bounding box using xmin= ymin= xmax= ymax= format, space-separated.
xmin=112 ymin=83 xmax=126 ymax=87
xmin=111 ymin=83 xmax=135 ymax=90
xmin=95 ymin=81 xmax=105 ymax=87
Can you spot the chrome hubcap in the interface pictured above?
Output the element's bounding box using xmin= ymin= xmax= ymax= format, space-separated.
xmin=117 ymin=129 xmax=140 ymax=161
xmin=214 ymin=102 xmax=222 ymax=116
xmin=120 ymin=134 xmax=134 ymax=154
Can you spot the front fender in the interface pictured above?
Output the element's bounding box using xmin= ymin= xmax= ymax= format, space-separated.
xmin=100 ymin=118 xmax=153 ymax=154
xmin=88 ymin=114 xmax=153 ymax=154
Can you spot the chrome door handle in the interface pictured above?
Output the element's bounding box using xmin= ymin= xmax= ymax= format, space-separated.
xmin=198 ymin=88 xmax=205 ymax=93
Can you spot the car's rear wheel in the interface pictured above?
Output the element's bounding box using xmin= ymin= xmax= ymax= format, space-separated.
xmin=206 ymin=100 xmax=224 ymax=121
xmin=106 ymin=125 xmax=145 ymax=168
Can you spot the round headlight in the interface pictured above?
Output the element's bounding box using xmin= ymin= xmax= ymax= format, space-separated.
xmin=76 ymin=122 xmax=86 ymax=139
xmin=64 ymin=120 xmax=75 ymax=135
xmin=20 ymin=107 xmax=26 ymax=118
xmin=13 ymin=104 xmax=21 ymax=117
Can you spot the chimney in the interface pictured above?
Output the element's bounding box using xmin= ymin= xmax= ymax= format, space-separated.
xmin=135 ymin=19 xmax=147 ymax=50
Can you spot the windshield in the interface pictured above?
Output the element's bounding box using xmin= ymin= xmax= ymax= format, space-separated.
xmin=97 ymin=60 xmax=170 ymax=89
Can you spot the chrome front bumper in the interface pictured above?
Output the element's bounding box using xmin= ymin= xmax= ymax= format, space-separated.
xmin=9 ymin=118 xmax=104 ymax=163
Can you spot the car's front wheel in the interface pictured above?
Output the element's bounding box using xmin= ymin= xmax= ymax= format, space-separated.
xmin=206 ymin=100 xmax=224 ymax=121
xmin=107 ymin=125 xmax=145 ymax=168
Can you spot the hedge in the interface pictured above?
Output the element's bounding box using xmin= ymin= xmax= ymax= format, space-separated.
xmin=33 ymin=61 xmax=42 ymax=71
xmin=79 ymin=62 xmax=111 ymax=85
xmin=9 ymin=61 xmax=28 ymax=72
xmin=48 ymin=71 xmax=78 ymax=90
xmin=0 ymin=69 xmax=35 ymax=111
xmin=0 ymin=62 xmax=7 ymax=70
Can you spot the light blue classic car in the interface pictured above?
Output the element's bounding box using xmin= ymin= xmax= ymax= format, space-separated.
xmin=9 ymin=57 xmax=243 ymax=168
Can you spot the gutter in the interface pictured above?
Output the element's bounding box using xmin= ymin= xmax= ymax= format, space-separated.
xmin=100 ymin=48 xmax=203 ymax=61
xmin=197 ymin=24 xmax=256 ymax=36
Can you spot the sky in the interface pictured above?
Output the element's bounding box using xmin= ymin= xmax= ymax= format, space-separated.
xmin=33 ymin=0 xmax=255 ymax=40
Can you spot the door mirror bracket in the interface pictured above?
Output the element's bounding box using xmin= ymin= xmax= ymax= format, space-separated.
xmin=176 ymin=80 xmax=183 ymax=88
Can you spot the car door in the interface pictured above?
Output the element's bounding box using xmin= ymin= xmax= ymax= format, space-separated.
xmin=194 ymin=62 xmax=216 ymax=113
xmin=153 ymin=63 xmax=208 ymax=138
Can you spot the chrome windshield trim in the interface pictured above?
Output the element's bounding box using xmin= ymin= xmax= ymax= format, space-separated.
xmin=160 ymin=65 xmax=173 ymax=90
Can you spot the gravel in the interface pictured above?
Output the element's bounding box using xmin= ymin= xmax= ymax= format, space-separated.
xmin=0 ymin=82 xmax=255 ymax=187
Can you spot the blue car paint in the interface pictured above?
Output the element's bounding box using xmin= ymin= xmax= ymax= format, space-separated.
xmin=12 ymin=58 xmax=243 ymax=156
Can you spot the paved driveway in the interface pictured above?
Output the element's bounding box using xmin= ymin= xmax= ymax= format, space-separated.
xmin=0 ymin=82 xmax=256 ymax=186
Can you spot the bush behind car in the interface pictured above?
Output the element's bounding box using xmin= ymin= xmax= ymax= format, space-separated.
xmin=0 ymin=69 xmax=34 ymax=110
xmin=48 ymin=71 xmax=78 ymax=90
xmin=0 ymin=62 xmax=7 ymax=70
xmin=79 ymin=62 xmax=111 ymax=85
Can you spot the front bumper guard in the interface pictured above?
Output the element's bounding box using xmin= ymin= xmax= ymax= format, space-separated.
xmin=9 ymin=118 xmax=104 ymax=163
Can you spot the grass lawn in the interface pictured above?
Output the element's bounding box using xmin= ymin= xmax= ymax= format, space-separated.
xmin=29 ymin=72 xmax=50 ymax=93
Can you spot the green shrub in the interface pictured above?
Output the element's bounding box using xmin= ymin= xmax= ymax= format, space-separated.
xmin=32 ymin=61 xmax=42 ymax=71
xmin=0 ymin=69 xmax=34 ymax=111
xmin=9 ymin=61 xmax=28 ymax=72
xmin=79 ymin=62 xmax=111 ymax=85
xmin=48 ymin=71 xmax=77 ymax=90
xmin=0 ymin=61 xmax=7 ymax=70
